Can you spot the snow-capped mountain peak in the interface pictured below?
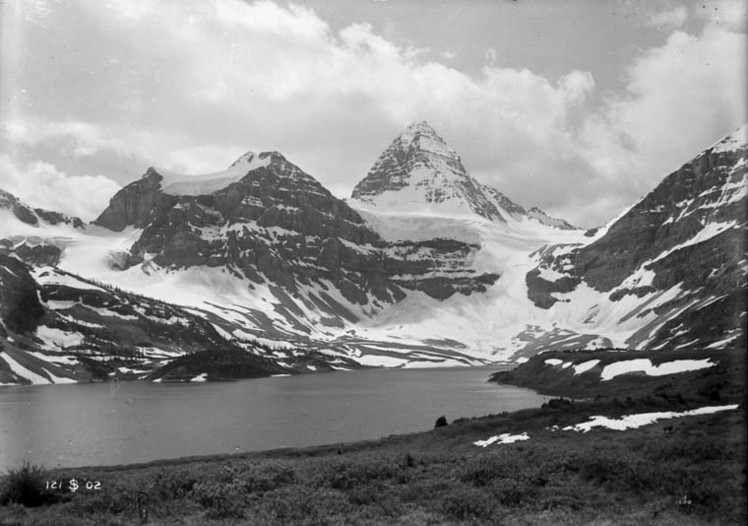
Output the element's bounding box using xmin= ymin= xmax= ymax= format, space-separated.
xmin=156 ymin=151 xmax=272 ymax=196
xmin=350 ymin=122 xmax=509 ymax=221
xmin=349 ymin=122 xmax=576 ymax=233
xmin=708 ymin=123 xmax=747 ymax=154
xmin=396 ymin=120 xmax=461 ymax=161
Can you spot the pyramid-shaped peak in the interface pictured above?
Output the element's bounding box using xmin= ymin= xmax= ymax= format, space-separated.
xmin=391 ymin=121 xmax=458 ymax=161
xmin=405 ymin=120 xmax=438 ymax=133
xmin=401 ymin=120 xmax=444 ymax=141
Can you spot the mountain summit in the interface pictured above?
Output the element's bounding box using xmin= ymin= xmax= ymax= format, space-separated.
xmin=350 ymin=121 xmax=511 ymax=220
xmin=350 ymin=121 xmax=575 ymax=229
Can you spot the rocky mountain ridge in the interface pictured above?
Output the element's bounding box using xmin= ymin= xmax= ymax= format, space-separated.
xmin=0 ymin=189 xmax=84 ymax=266
xmin=0 ymin=122 xmax=745 ymax=385
xmin=526 ymin=124 xmax=747 ymax=352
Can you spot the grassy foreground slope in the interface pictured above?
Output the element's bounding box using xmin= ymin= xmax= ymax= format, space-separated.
xmin=0 ymin=347 xmax=745 ymax=525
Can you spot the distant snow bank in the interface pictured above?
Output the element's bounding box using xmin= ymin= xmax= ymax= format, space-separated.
xmin=600 ymin=358 xmax=715 ymax=381
xmin=473 ymin=432 xmax=530 ymax=447
xmin=561 ymin=404 xmax=739 ymax=433
xmin=543 ymin=357 xmax=716 ymax=381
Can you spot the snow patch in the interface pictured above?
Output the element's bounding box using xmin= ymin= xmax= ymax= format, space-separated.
xmin=1 ymin=354 xmax=51 ymax=384
xmin=600 ymin=359 xmax=715 ymax=381
xmin=710 ymin=124 xmax=747 ymax=154
xmin=573 ymin=359 xmax=600 ymax=376
xmin=474 ymin=432 xmax=530 ymax=447
xmin=35 ymin=326 xmax=85 ymax=349
xmin=561 ymin=405 xmax=738 ymax=433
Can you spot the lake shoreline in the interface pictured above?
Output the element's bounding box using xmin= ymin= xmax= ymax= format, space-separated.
xmin=2 ymin=355 xmax=744 ymax=525
xmin=2 ymin=389 xmax=744 ymax=525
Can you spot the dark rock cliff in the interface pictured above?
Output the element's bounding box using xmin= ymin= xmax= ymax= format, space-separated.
xmin=94 ymin=168 xmax=175 ymax=231
xmin=0 ymin=255 xmax=45 ymax=335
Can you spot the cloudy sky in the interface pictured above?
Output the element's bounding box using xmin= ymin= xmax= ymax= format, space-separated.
xmin=1 ymin=0 xmax=745 ymax=227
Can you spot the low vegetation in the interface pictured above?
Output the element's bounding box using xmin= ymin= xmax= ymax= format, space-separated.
xmin=1 ymin=346 xmax=744 ymax=525
xmin=1 ymin=393 xmax=744 ymax=525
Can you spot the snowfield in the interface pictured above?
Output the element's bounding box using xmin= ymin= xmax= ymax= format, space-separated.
xmin=560 ymin=405 xmax=739 ymax=433
xmin=157 ymin=152 xmax=272 ymax=196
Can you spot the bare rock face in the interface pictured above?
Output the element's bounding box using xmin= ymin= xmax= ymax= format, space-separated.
xmin=0 ymin=190 xmax=83 ymax=266
xmin=384 ymin=239 xmax=499 ymax=299
xmin=0 ymin=189 xmax=84 ymax=229
xmin=94 ymin=168 xmax=174 ymax=231
xmin=526 ymin=207 xmax=576 ymax=230
xmin=576 ymin=134 xmax=746 ymax=293
xmin=0 ymin=255 xmax=45 ymax=335
xmin=123 ymin=152 xmax=402 ymax=305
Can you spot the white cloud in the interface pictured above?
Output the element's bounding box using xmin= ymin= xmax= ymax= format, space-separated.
xmin=649 ymin=6 xmax=688 ymax=28
xmin=0 ymin=155 xmax=120 ymax=221
xmin=693 ymin=0 xmax=747 ymax=30
xmin=577 ymin=21 xmax=746 ymax=214
xmin=0 ymin=0 xmax=745 ymax=228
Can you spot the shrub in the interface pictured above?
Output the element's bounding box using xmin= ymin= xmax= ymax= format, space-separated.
xmin=577 ymin=449 xmax=639 ymax=489
xmin=459 ymin=454 xmax=523 ymax=487
xmin=434 ymin=416 xmax=448 ymax=428
xmin=440 ymin=486 xmax=498 ymax=521
xmin=320 ymin=458 xmax=404 ymax=491
xmin=490 ymin=478 xmax=535 ymax=507
xmin=151 ymin=468 xmax=198 ymax=500
xmin=0 ymin=461 xmax=57 ymax=507
xmin=542 ymin=398 xmax=574 ymax=410
xmin=237 ymin=461 xmax=296 ymax=493
xmin=192 ymin=480 xmax=246 ymax=519
xmin=250 ymin=485 xmax=351 ymax=524
xmin=68 ymin=485 xmax=134 ymax=515
xmin=542 ymin=494 xmax=584 ymax=511
xmin=348 ymin=481 xmax=386 ymax=506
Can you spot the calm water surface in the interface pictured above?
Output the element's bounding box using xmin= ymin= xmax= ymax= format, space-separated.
xmin=0 ymin=366 xmax=546 ymax=469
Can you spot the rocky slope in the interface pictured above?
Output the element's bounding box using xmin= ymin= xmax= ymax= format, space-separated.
xmin=526 ymin=124 xmax=747 ymax=352
xmin=0 ymin=189 xmax=84 ymax=266
xmin=0 ymin=254 xmax=298 ymax=385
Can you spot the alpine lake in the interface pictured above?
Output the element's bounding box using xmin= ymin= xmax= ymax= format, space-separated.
xmin=0 ymin=365 xmax=546 ymax=469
